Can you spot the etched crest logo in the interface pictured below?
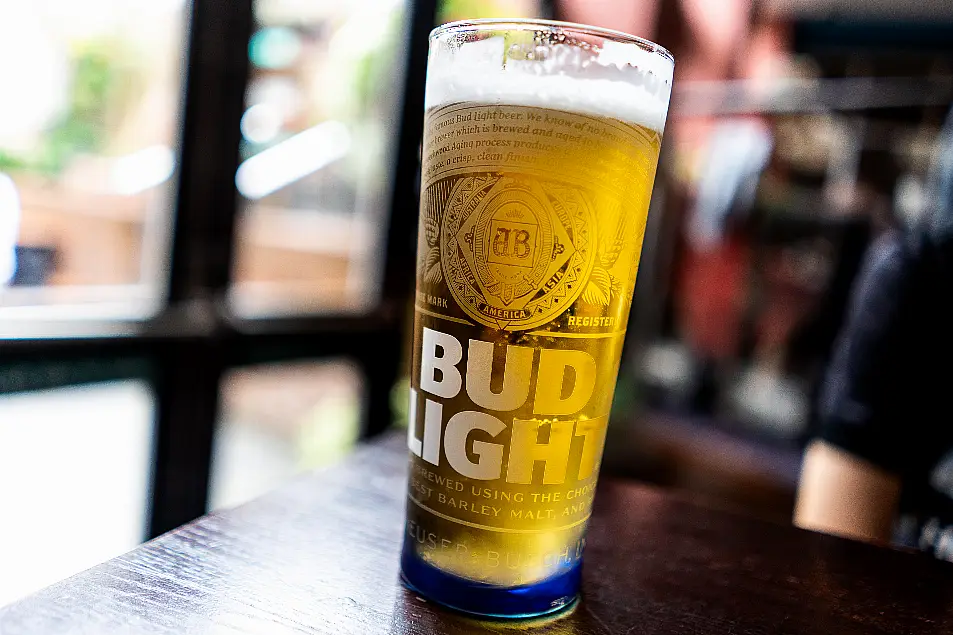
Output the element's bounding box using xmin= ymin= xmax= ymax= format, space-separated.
xmin=438 ymin=174 xmax=597 ymax=330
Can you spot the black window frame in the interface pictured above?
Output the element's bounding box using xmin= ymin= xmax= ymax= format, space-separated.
xmin=0 ymin=0 xmax=438 ymax=539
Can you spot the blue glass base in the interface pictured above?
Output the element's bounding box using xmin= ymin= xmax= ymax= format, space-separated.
xmin=400 ymin=543 xmax=581 ymax=618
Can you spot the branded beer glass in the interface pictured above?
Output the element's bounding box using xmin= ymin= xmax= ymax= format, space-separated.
xmin=401 ymin=19 xmax=674 ymax=617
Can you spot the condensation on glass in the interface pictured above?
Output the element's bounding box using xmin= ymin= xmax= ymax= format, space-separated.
xmin=0 ymin=1 xmax=188 ymax=318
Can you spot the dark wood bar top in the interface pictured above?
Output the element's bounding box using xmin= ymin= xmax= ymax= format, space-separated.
xmin=4 ymin=431 xmax=953 ymax=634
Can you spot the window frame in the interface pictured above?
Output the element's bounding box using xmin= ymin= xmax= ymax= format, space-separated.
xmin=0 ymin=0 xmax=438 ymax=538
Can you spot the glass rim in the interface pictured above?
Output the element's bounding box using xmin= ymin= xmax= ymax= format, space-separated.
xmin=431 ymin=18 xmax=673 ymax=64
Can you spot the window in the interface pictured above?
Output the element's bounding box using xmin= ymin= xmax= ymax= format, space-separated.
xmin=229 ymin=0 xmax=547 ymax=316
xmin=0 ymin=381 xmax=154 ymax=605
xmin=0 ymin=1 xmax=187 ymax=318
xmin=0 ymin=0 xmax=436 ymax=570
xmin=231 ymin=0 xmax=411 ymax=316
xmin=210 ymin=359 xmax=364 ymax=509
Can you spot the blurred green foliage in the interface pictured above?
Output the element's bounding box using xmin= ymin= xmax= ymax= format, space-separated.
xmin=341 ymin=10 xmax=405 ymax=122
xmin=0 ymin=42 xmax=120 ymax=176
xmin=439 ymin=0 xmax=531 ymax=23
xmin=38 ymin=44 xmax=117 ymax=174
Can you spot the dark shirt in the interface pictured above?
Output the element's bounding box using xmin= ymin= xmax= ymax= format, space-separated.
xmin=818 ymin=111 xmax=953 ymax=556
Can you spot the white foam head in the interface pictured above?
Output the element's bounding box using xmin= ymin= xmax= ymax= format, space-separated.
xmin=426 ymin=23 xmax=674 ymax=134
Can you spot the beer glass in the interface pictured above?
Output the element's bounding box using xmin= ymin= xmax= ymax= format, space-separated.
xmin=401 ymin=18 xmax=673 ymax=618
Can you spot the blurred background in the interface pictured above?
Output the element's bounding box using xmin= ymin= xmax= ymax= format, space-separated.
xmin=1 ymin=0 xmax=952 ymax=607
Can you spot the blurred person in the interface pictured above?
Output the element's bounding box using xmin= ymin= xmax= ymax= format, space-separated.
xmin=0 ymin=173 xmax=19 ymax=286
xmin=674 ymin=120 xmax=771 ymax=412
xmin=795 ymin=108 xmax=953 ymax=552
xmin=686 ymin=120 xmax=773 ymax=252
xmin=561 ymin=0 xmax=774 ymax=157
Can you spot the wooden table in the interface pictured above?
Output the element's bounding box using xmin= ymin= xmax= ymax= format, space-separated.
xmin=4 ymin=432 xmax=953 ymax=634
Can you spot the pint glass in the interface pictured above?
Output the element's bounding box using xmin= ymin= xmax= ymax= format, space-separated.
xmin=401 ymin=19 xmax=674 ymax=617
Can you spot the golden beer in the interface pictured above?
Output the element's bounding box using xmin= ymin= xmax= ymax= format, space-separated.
xmin=401 ymin=19 xmax=673 ymax=617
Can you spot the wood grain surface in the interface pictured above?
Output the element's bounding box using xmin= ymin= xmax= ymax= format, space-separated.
xmin=4 ymin=431 xmax=953 ymax=634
